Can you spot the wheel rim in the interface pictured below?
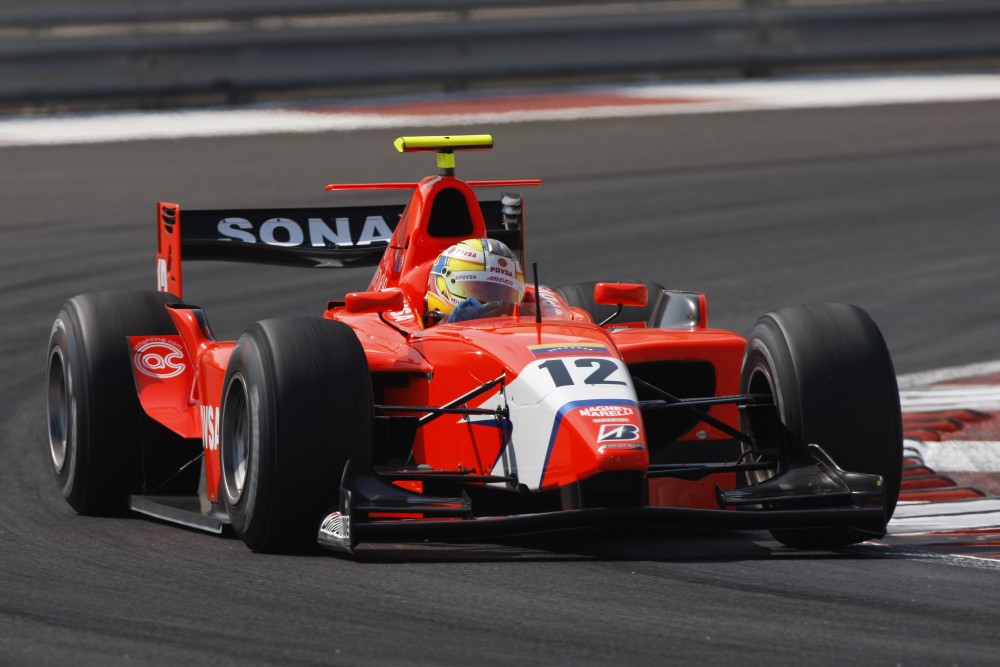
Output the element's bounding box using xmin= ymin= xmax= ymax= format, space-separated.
xmin=47 ymin=346 xmax=70 ymax=473
xmin=745 ymin=362 xmax=780 ymax=486
xmin=222 ymin=374 xmax=250 ymax=505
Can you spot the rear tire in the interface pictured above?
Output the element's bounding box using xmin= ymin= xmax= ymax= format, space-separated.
xmin=46 ymin=291 xmax=196 ymax=515
xmin=220 ymin=318 xmax=373 ymax=553
xmin=556 ymin=280 xmax=664 ymax=324
xmin=739 ymin=304 xmax=902 ymax=548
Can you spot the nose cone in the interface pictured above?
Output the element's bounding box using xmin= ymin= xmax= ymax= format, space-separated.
xmin=454 ymin=321 xmax=649 ymax=491
xmin=539 ymin=401 xmax=649 ymax=489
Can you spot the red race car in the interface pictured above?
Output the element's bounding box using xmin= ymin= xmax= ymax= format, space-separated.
xmin=46 ymin=134 xmax=902 ymax=554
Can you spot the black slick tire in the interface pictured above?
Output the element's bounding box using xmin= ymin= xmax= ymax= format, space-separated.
xmin=220 ymin=317 xmax=373 ymax=553
xmin=739 ymin=303 xmax=903 ymax=548
xmin=46 ymin=290 xmax=191 ymax=515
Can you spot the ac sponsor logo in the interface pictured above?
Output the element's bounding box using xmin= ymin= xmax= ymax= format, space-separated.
xmin=133 ymin=338 xmax=186 ymax=379
xmin=201 ymin=405 xmax=220 ymax=451
xmin=579 ymin=405 xmax=635 ymax=418
xmin=597 ymin=423 xmax=641 ymax=443
xmin=216 ymin=215 xmax=393 ymax=248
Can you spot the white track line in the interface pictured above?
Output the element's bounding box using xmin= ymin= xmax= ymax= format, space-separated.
xmin=897 ymin=359 xmax=1000 ymax=391
xmin=624 ymin=73 xmax=1000 ymax=108
xmin=899 ymin=385 xmax=1000 ymax=412
xmin=2 ymin=73 xmax=1000 ymax=147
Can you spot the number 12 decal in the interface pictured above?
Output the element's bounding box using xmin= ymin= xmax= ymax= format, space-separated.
xmin=539 ymin=358 xmax=627 ymax=388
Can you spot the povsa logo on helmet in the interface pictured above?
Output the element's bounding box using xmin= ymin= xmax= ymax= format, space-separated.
xmin=215 ymin=216 xmax=393 ymax=248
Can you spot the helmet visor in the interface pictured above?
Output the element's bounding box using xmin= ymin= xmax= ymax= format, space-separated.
xmin=449 ymin=271 xmax=524 ymax=304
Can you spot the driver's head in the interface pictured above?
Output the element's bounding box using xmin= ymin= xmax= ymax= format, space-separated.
xmin=426 ymin=238 xmax=525 ymax=317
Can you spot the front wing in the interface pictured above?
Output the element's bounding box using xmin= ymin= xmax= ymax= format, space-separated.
xmin=319 ymin=505 xmax=887 ymax=552
xmin=317 ymin=450 xmax=888 ymax=553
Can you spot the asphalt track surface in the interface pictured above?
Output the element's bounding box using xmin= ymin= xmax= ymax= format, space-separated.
xmin=3 ymin=100 xmax=1000 ymax=665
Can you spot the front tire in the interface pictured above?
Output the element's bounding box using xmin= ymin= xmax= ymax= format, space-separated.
xmin=220 ymin=318 xmax=373 ymax=553
xmin=46 ymin=290 xmax=191 ymax=514
xmin=740 ymin=304 xmax=902 ymax=548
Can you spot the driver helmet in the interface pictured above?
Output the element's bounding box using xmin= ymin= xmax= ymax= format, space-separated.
xmin=426 ymin=238 xmax=525 ymax=317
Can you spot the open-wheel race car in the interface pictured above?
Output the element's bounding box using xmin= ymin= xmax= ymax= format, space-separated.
xmin=46 ymin=134 xmax=903 ymax=554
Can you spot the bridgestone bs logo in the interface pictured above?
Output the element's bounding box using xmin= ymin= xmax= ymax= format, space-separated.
xmin=597 ymin=423 xmax=641 ymax=442
xmin=134 ymin=339 xmax=186 ymax=379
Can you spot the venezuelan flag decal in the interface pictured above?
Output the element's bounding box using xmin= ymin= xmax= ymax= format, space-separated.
xmin=528 ymin=343 xmax=611 ymax=358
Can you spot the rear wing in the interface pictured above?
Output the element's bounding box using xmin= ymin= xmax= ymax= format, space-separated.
xmin=155 ymin=198 xmax=524 ymax=299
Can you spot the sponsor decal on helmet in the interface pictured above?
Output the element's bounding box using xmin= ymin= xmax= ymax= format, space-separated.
xmin=133 ymin=338 xmax=186 ymax=379
xmin=449 ymin=247 xmax=483 ymax=261
xmin=486 ymin=275 xmax=519 ymax=287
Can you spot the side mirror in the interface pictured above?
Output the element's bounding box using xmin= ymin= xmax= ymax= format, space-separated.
xmin=345 ymin=288 xmax=405 ymax=314
xmin=593 ymin=282 xmax=648 ymax=308
xmin=648 ymin=290 xmax=706 ymax=329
